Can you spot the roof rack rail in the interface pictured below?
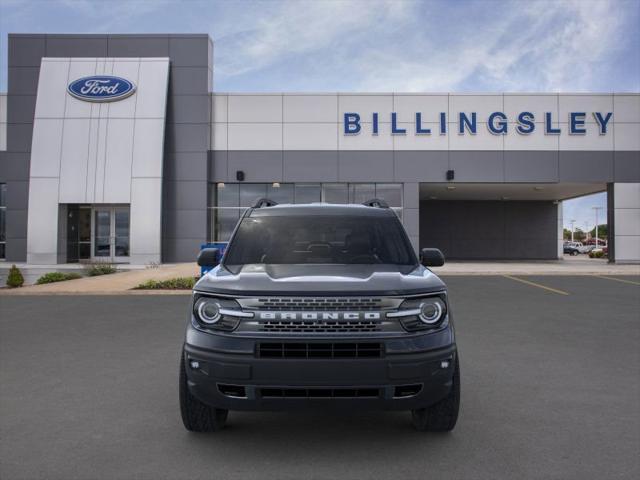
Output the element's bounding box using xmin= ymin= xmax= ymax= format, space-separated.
xmin=362 ymin=198 xmax=389 ymax=208
xmin=252 ymin=198 xmax=279 ymax=208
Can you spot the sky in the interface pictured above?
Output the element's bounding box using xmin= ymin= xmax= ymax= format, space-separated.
xmin=1 ymin=0 xmax=638 ymax=229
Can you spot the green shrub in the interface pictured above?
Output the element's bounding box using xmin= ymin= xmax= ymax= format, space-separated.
xmin=85 ymin=263 xmax=117 ymax=276
xmin=134 ymin=277 xmax=197 ymax=290
xmin=36 ymin=272 xmax=83 ymax=285
xmin=589 ymin=250 xmax=605 ymax=259
xmin=6 ymin=264 xmax=24 ymax=288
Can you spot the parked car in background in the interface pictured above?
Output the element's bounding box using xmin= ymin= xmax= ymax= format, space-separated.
xmin=563 ymin=242 xmax=582 ymax=256
xmin=579 ymin=244 xmax=596 ymax=254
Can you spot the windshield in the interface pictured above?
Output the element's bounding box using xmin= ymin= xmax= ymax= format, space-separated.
xmin=223 ymin=214 xmax=417 ymax=270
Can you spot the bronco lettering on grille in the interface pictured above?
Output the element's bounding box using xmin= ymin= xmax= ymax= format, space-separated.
xmin=258 ymin=312 xmax=381 ymax=321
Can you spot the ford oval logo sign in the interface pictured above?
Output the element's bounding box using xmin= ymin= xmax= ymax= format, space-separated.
xmin=67 ymin=76 xmax=136 ymax=102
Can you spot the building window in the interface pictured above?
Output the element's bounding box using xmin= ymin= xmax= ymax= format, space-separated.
xmin=0 ymin=183 xmax=6 ymax=259
xmin=208 ymin=182 xmax=403 ymax=242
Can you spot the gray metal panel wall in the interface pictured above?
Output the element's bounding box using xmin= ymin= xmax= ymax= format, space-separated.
xmin=419 ymin=200 xmax=559 ymax=260
xmin=1 ymin=33 xmax=212 ymax=262
xmin=209 ymin=150 xmax=636 ymax=185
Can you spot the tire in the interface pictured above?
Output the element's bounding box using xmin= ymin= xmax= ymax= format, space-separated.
xmin=411 ymin=357 xmax=460 ymax=432
xmin=179 ymin=352 xmax=228 ymax=432
xmin=572 ymin=250 xmax=579 ymax=256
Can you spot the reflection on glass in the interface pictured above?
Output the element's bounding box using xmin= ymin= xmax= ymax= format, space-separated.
xmin=206 ymin=183 xmax=404 ymax=242
xmin=267 ymin=183 xmax=294 ymax=204
xmin=114 ymin=209 xmax=130 ymax=257
xmin=375 ymin=184 xmax=402 ymax=207
xmin=214 ymin=183 xmax=240 ymax=207
xmin=94 ymin=210 xmax=111 ymax=257
xmin=294 ymin=184 xmax=321 ymax=203
xmin=322 ymin=184 xmax=348 ymax=204
xmin=0 ymin=183 xmax=5 ymax=259
xmin=0 ymin=209 xmax=5 ymax=242
xmin=78 ymin=208 xmax=91 ymax=242
xmin=212 ymin=208 xmax=242 ymax=241
xmin=240 ymin=184 xmax=268 ymax=207
xmin=349 ymin=184 xmax=375 ymax=204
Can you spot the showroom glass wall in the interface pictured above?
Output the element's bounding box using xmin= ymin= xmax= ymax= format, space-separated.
xmin=0 ymin=183 xmax=5 ymax=258
xmin=208 ymin=183 xmax=403 ymax=242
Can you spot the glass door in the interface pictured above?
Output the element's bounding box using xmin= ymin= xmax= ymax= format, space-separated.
xmin=92 ymin=206 xmax=130 ymax=263
xmin=113 ymin=207 xmax=130 ymax=262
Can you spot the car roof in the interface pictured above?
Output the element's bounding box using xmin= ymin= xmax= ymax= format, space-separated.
xmin=248 ymin=203 xmax=397 ymax=217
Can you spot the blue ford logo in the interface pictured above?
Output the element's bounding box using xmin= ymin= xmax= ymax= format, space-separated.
xmin=67 ymin=76 xmax=136 ymax=102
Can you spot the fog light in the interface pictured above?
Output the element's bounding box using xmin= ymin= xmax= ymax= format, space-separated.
xmin=440 ymin=360 xmax=450 ymax=369
xmin=189 ymin=360 xmax=200 ymax=370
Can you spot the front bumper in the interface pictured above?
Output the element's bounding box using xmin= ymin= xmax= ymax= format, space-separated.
xmin=183 ymin=323 xmax=457 ymax=411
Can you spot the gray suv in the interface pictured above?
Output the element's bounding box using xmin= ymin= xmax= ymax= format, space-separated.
xmin=180 ymin=199 xmax=460 ymax=432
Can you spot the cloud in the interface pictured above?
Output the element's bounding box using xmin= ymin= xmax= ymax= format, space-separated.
xmin=0 ymin=0 xmax=637 ymax=93
xmin=213 ymin=0 xmax=637 ymax=92
xmin=214 ymin=0 xmax=411 ymax=79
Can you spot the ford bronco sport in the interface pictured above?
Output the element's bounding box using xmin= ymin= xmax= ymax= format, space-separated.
xmin=180 ymin=199 xmax=460 ymax=432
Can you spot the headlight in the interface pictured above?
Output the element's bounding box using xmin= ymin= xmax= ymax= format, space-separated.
xmin=419 ymin=298 xmax=444 ymax=325
xmin=387 ymin=295 xmax=447 ymax=331
xmin=193 ymin=295 xmax=253 ymax=331
xmin=195 ymin=298 xmax=221 ymax=324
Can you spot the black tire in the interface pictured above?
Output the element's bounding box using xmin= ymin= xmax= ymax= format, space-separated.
xmin=179 ymin=352 xmax=228 ymax=432
xmin=572 ymin=250 xmax=579 ymax=256
xmin=411 ymin=357 xmax=460 ymax=432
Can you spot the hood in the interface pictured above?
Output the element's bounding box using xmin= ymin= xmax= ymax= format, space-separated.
xmin=194 ymin=264 xmax=446 ymax=296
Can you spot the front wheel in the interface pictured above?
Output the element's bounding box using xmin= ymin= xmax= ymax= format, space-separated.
xmin=179 ymin=352 xmax=228 ymax=432
xmin=411 ymin=357 xmax=460 ymax=432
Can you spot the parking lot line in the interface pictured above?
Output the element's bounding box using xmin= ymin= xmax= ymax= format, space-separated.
xmin=593 ymin=275 xmax=640 ymax=286
xmin=502 ymin=275 xmax=570 ymax=295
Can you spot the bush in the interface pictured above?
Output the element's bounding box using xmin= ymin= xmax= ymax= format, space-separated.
xmin=6 ymin=265 xmax=24 ymax=288
xmin=134 ymin=277 xmax=197 ymax=290
xmin=589 ymin=250 xmax=606 ymax=259
xmin=36 ymin=272 xmax=83 ymax=285
xmin=85 ymin=263 xmax=117 ymax=276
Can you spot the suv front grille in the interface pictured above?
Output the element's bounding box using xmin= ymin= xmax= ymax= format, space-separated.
xmin=259 ymin=320 xmax=381 ymax=333
xmin=257 ymin=342 xmax=383 ymax=359
xmin=238 ymin=297 xmax=400 ymax=311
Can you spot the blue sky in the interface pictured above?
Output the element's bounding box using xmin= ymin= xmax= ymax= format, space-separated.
xmin=1 ymin=0 xmax=638 ymax=229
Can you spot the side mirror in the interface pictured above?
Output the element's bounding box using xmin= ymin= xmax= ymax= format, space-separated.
xmin=197 ymin=248 xmax=220 ymax=268
xmin=420 ymin=248 xmax=445 ymax=267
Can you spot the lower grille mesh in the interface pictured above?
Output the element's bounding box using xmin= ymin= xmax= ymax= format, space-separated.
xmin=260 ymin=387 xmax=380 ymax=398
xmin=257 ymin=342 xmax=383 ymax=359
xmin=259 ymin=320 xmax=381 ymax=333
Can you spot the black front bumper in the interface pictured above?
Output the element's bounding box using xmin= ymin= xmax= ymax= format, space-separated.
xmin=183 ymin=323 xmax=457 ymax=411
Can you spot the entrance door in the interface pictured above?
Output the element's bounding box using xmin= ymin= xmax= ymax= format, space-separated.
xmin=66 ymin=205 xmax=92 ymax=262
xmin=92 ymin=206 xmax=130 ymax=263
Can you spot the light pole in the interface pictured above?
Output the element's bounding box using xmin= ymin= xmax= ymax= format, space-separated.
xmin=570 ymin=219 xmax=576 ymax=242
xmin=584 ymin=222 xmax=590 ymax=242
xmin=592 ymin=206 xmax=604 ymax=248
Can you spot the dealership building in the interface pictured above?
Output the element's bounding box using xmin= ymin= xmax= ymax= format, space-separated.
xmin=0 ymin=33 xmax=638 ymax=265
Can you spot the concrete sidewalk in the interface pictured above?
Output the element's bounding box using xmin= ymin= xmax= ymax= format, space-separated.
xmin=0 ymin=263 xmax=199 ymax=295
xmin=1 ymin=257 xmax=639 ymax=295
xmin=434 ymin=257 xmax=640 ymax=276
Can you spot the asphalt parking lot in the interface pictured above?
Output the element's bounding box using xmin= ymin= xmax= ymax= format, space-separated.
xmin=1 ymin=275 xmax=639 ymax=480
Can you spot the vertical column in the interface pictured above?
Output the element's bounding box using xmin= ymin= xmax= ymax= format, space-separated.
xmin=611 ymin=183 xmax=640 ymax=263
xmin=5 ymin=35 xmax=44 ymax=261
xmin=557 ymin=201 xmax=564 ymax=259
xmin=162 ymin=35 xmax=211 ymax=262
xmin=403 ymin=182 xmax=420 ymax=254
